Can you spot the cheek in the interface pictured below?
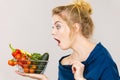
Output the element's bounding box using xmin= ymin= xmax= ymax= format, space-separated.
xmin=57 ymin=29 xmax=67 ymax=38
xmin=62 ymin=33 xmax=72 ymax=46
xmin=61 ymin=28 xmax=71 ymax=38
xmin=60 ymin=32 xmax=70 ymax=40
xmin=58 ymin=26 xmax=71 ymax=43
xmin=59 ymin=32 xmax=72 ymax=50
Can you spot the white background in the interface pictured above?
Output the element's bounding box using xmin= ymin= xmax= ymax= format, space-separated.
xmin=0 ymin=0 xmax=120 ymax=80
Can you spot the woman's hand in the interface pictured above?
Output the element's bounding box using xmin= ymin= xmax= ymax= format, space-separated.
xmin=15 ymin=70 xmax=48 ymax=80
xmin=72 ymin=61 xmax=86 ymax=80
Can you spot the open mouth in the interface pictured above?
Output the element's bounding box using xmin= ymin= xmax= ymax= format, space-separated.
xmin=54 ymin=38 xmax=60 ymax=45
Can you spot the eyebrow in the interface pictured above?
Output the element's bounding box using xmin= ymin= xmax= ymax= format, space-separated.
xmin=54 ymin=21 xmax=61 ymax=25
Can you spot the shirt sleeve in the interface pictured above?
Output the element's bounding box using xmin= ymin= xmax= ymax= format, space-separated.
xmin=100 ymin=64 xmax=120 ymax=80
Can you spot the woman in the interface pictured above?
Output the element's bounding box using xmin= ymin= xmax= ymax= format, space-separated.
xmin=16 ymin=0 xmax=120 ymax=80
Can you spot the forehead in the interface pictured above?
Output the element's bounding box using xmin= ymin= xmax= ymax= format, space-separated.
xmin=52 ymin=15 xmax=66 ymax=25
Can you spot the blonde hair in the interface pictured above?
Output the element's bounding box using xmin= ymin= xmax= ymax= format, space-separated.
xmin=52 ymin=0 xmax=94 ymax=38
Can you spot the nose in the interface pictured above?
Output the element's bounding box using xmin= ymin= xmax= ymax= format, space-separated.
xmin=51 ymin=27 xmax=56 ymax=36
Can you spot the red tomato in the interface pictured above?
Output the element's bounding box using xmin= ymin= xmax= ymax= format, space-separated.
xmin=12 ymin=49 xmax=21 ymax=57
xmin=14 ymin=61 xmax=18 ymax=65
xmin=29 ymin=68 xmax=35 ymax=73
xmin=23 ymin=67 xmax=29 ymax=73
xmin=15 ymin=53 xmax=22 ymax=59
xmin=26 ymin=60 xmax=31 ymax=65
xmin=20 ymin=56 xmax=27 ymax=64
xmin=21 ymin=56 xmax=27 ymax=60
xmin=23 ymin=64 xmax=29 ymax=68
xmin=15 ymin=49 xmax=21 ymax=53
xmin=8 ymin=60 xmax=16 ymax=66
xmin=31 ymin=65 xmax=37 ymax=69
xmin=12 ymin=52 xmax=17 ymax=57
xmin=17 ymin=61 xmax=23 ymax=67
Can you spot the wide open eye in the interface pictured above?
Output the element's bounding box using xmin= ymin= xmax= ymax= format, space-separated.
xmin=56 ymin=25 xmax=61 ymax=30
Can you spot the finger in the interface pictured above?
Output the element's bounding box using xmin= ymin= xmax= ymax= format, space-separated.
xmin=15 ymin=70 xmax=36 ymax=78
xmin=71 ymin=61 xmax=85 ymax=73
xmin=72 ymin=66 xmax=76 ymax=74
xmin=15 ymin=70 xmax=26 ymax=76
xmin=15 ymin=70 xmax=34 ymax=78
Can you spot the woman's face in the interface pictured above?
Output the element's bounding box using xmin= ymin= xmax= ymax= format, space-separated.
xmin=51 ymin=15 xmax=72 ymax=50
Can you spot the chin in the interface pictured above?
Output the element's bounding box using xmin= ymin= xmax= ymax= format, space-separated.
xmin=59 ymin=45 xmax=70 ymax=50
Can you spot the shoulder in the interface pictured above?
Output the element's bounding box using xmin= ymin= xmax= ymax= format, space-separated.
xmin=84 ymin=42 xmax=116 ymax=67
xmin=93 ymin=42 xmax=116 ymax=66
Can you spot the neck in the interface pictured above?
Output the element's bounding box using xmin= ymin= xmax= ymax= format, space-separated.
xmin=70 ymin=35 xmax=96 ymax=61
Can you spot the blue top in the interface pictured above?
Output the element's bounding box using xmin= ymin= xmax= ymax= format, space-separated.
xmin=58 ymin=43 xmax=120 ymax=80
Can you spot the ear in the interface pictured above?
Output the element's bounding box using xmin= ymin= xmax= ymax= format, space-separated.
xmin=73 ymin=23 xmax=81 ymax=32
